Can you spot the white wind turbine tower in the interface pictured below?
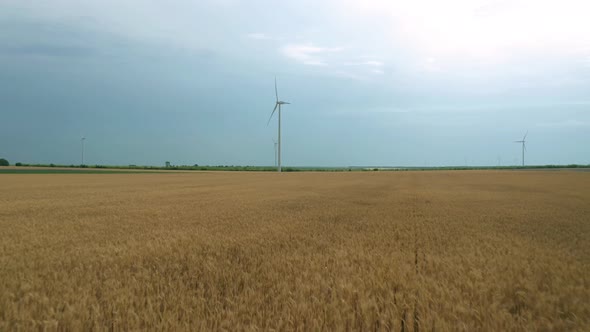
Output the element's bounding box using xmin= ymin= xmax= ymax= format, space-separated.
xmin=514 ymin=131 xmax=528 ymax=166
xmin=81 ymin=135 xmax=86 ymax=165
xmin=272 ymin=138 xmax=278 ymax=168
xmin=267 ymin=77 xmax=290 ymax=172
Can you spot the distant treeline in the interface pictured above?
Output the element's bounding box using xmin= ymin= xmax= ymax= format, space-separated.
xmin=12 ymin=163 xmax=302 ymax=172
xmin=8 ymin=162 xmax=590 ymax=172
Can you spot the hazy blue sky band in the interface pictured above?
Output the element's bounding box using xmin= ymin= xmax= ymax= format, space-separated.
xmin=1 ymin=1 xmax=589 ymax=166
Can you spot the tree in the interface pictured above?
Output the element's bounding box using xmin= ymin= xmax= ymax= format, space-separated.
xmin=0 ymin=158 xmax=9 ymax=166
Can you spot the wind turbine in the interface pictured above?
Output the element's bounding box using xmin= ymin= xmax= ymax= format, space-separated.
xmin=514 ymin=131 xmax=527 ymax=166
xmin=272 ymin=138 xmax=278 ymax=168
xmin=267 ymin=77 xmax=290 ymax=172
xmin=81 ymin=136 xmax=86 ymax=165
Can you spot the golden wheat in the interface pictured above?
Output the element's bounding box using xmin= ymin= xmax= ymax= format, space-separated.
xmin=0 ymin=170 xmax=588 ymax=331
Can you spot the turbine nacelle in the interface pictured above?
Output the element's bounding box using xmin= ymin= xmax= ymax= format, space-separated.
xmin=267 ymin=79 xmax=290 ymax=125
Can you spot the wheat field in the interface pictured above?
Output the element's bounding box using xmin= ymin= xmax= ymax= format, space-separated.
xmin=1 ymin=170 xmax=589 ymax=331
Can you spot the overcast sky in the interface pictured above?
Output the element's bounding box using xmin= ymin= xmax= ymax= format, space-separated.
xmin=1 ymin=0 xmax=589 ymax=167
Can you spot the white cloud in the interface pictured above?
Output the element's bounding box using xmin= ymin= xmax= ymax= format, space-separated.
xmin=536 ymin=120 xmax=590 ymax=128
xmin=418 ymin=57 xmax=442 ymax=72
xmin=565 ymin=100 xmax=590 ymax=105
xmin=339 ymin=60 xmax=385 ymax=76
xmin=280 ymin=43 xmax=385 ymax=81
xmin=275 ymin=41 xmax=386 ymax=79
xmin=339 ymin=0 xmax=590 ymax=61
xmin=246 ymin=32 xmax=270 ymax=40
xmin=280 ymin=43 xmax=342 ymax=66
xmin=370 ymin=107 xmax=410 ymax=113
xmin=332 ymin=71 xmax=367 ymax=81
xmin=343 ymin=60 xmax=384 ymax=67
xmin=363 ymin=60 xmax=384 ymax=66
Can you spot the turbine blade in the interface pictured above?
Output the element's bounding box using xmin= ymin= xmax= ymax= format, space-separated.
xmin=523 ymin=130 xmax=528 ymax=140
xmin=524 ymin=143 xmax=527 ymax=152
xmin=267 ymin=103 xmax=278 ymax=125
xmin=275 ymin=77 xmax=279 ymax=103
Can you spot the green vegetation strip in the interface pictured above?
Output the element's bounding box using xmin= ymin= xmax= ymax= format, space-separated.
xmin=0 ymin=169 xmax=164 ymax=174
xmin=1 ymin=163 xmax=588 ymax=173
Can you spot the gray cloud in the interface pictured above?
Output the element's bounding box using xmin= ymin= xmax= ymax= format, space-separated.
xmin=0 ymin=44 xmax=97 ymax=57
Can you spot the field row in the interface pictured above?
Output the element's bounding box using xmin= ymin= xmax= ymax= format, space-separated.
xmin=1 ymin=171 xmax=589 ymax=330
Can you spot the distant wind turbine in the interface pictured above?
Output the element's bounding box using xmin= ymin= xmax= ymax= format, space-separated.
xmin=514 ymin=131 xmax=528 ymax=166
xmin=81 ymin=136 xmax=86 ymax=165
xmin=267 ymin=77 xmax=290 ymax=172
xmin=272 ymin=138 xmax=278 ymax=168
